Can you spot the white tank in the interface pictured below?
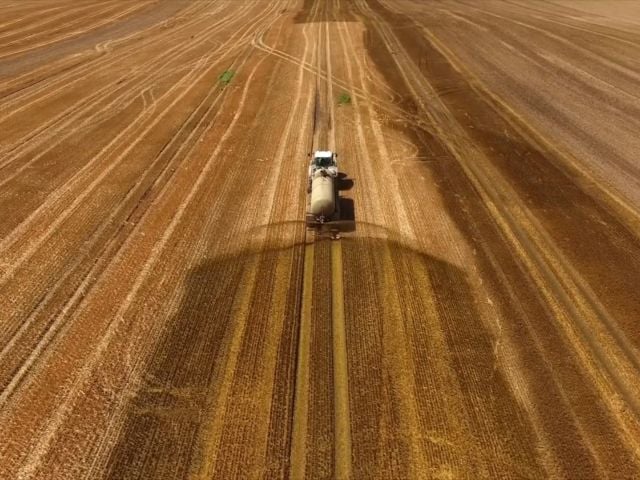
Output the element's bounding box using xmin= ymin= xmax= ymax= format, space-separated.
xmin=310 ymin=171 xmax=335 ymax=218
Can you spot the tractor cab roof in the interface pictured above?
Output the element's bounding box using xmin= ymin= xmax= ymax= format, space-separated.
xmin=314 ymin=150 xmax=333 ymax=158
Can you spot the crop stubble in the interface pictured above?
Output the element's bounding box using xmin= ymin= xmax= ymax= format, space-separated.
xmin=1 ymin=0 xmax=640 ymax=478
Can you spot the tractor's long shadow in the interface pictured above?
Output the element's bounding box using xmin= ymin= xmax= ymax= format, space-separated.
xmin=103 ymin=229 xmax=540 ymax=478
xmin=337 ymin=173 xmax=356 ymax=234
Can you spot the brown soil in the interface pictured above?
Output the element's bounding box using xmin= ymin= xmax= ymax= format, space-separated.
xmin=1 ymin=0 xmax=640 ymax=478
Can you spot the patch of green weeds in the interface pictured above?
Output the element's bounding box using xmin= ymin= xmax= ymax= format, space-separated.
xmin=338 ymin=92 xmax=351 ymax=105
xmin=219 ymin=70 xmax=235 ymax=86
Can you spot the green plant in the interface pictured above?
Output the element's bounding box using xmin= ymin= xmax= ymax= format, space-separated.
xmin=338 ymin=92 xmax=351 ymax=105
xmin=219 ymin=70 xmax=235 ymax=86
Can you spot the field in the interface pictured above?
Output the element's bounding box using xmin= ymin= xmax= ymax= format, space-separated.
xmin=1 ymin=0 xmax=640 ymax=478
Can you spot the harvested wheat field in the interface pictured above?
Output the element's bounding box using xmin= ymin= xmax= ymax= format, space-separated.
xmin=1 ymin=0 xmax=640 ymax=478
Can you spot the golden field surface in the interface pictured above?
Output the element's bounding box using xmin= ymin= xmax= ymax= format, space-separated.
xmin=1 ymin=0 xmax=640 ymax=478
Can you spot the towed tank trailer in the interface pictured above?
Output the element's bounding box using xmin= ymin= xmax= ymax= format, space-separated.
xmin=305 ymin=150 xmax=342 ymax=239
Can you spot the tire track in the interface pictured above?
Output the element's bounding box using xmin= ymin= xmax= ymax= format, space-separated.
xmin=286 ymin=0 xmax=334 ymax=475
xmin=330 ymin=239 xmax=351 ymax=479
xmin=290 ymin=241 xmax=315 ymax=479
